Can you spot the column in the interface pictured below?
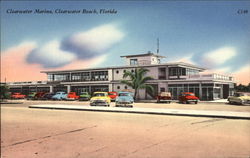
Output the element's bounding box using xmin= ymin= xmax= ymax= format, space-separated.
xmin=67 ymin=85 xmax=71 ymax=93
xmin=49 ymin=86 xmax=53 ymax=93
xmin=199 ymin=83 xmax=202 ymax=100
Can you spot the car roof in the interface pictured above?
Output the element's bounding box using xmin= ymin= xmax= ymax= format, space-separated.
xmin=94 ymin=92 xmax=107 ymax=93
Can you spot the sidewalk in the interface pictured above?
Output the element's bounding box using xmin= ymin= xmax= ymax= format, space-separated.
xmin=137 ymin=99 xmax=228 ymax=103
xmin=29 ymin=104 xmax=250 ymax=120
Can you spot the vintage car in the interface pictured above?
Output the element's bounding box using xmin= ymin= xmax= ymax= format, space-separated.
xmin=66 ymin=92 xmax=80 ymax=100
xmin=228 ymin=92 xmax=250 ymax=105
xmin=11 ymin=93 xmax=26 ymax=99
xmin=108 ymin=92 xmax=118 ymax=102
xmin=33 ymin=92 xmax=46 ymax=100
xmin=40 ymin=92 xmax=55 ymax=100
xmin=26 ymin=92 xmax=36 ymax=100
xmin=115 ymin=91 xmax=134 ymax=107
xmin=179 ymin=92 xmax=199 ymax=104
xmin=79 ymin=92 xmax=91 ymax=101
xmin=90 ymin=92 xmax=111 ymax=106
xmin=51 ymin=91 xmax=67 ymax=100
xmin=157 ymin=92 xmax=172 ymax=103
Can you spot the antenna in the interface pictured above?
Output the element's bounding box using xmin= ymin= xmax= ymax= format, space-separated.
xmin=157 ymin=38 xmax=159 ymax=54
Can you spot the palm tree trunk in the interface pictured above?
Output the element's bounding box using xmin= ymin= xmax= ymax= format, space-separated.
xmin=134 ymin=88 xmax=137 ymax=101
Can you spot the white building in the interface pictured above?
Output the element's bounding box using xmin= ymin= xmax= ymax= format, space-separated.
xmin=8 ymin=52 xmax=235 ymax=100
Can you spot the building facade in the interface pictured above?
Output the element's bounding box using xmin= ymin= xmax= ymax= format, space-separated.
xmin=8 ymin=52 xmax=235 ymax=100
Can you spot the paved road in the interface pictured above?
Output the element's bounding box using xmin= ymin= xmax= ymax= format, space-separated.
xmin=1 ymin=104 xmax=250 ymax=158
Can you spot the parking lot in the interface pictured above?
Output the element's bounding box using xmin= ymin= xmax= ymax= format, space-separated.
xmin=2 ymin=99 xmax=250 ymax=112
xmin=1 ymin=100 xmax=250 ymax=158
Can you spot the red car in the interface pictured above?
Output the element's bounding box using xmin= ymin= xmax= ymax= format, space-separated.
xmin=11 ymin=93 xmax=26 ymax=99
xmin=33 ymin=92 xmax=46 ymax=100
xmin=157 ymin=92 xmax=172 ymax=103
xmin=179 ymin=92 xmax=199 ymax=104
xmin=108 ymin=92 xmax=118 ymax=101
xmin=66 ymin=92 xmax=80 ymax=100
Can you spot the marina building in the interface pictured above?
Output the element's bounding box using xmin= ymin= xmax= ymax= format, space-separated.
xmin=7 ymin=52 xmax=235 ymax=100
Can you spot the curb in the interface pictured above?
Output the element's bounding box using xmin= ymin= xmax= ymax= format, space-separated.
xmin=29 ymin=104 xmax=250 ymax=120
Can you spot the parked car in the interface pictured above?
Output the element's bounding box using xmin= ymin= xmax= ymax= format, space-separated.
xmin=90 ymin=92 xmax=111 ymax=106
xmin=228 ymin=92 xmax=250 ymax=105
xmin=51 ymin=91 xmax=67 ymax=100
xmin=79 ymin=92 xmax=91 ymax=101
xmin=26 ymin=92 xmax=36 ymax=100
xmin=11 ymin=93 xmax=26 ymax=99
xmin=179 ymin=92 xmax=199 ymax=104
xmin=115 ymin=91 xmax=134 ymax=107
xmin=108 ymin=92 xmax=118 ymax=102
xmin=66 ymin=92 xmax=80 ymax=100
xmin=157 ymin=92 xmax=172 ymax=103
xmin=33 ymin=92 xmax=46 ymax=100
xmin=40 ymin=92 xmax=55 ymax=100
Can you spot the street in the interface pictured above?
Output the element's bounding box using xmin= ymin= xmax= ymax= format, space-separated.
xmin=1 ymin=101 xmax=250 ymax=158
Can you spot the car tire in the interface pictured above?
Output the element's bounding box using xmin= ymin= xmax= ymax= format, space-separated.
xmin=195 ymin=101 xmax=198 ymax=104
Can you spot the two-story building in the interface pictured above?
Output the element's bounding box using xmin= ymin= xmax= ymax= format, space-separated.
xmin=7 ymin=52 xmax=235 ymax=100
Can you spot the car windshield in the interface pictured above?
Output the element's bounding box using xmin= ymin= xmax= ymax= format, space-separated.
xmin=94 ymin=93 xmax=105 ymax=97
xmin=119 ymin=93 xmax=129 ymax=96
xmin=234 ymin=93 xmax=250 ymax=97
xmin=108 ymin=92 xmax=116 ymax=95
xmin=56 ymin=92 xmax=64 ymax=94
xmin=81 ymin=92 xmax=88 ymax=95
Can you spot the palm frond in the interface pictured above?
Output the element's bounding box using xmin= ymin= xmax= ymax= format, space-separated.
xmin=120 ymin=80 xmax=134 ymax=88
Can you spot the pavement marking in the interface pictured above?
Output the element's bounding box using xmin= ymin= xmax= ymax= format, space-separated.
xmin=2 ymin=125 xmax=97 ymax=148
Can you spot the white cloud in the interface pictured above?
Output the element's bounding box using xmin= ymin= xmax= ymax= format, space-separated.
xmin=26 ymin=23 xmax=124 ymax=68
xmin=202 ymin=47 xmax=237 ymax=67
xmin=27 ymin=40 xmax=76 ymax=68
xmin=176 ymin=54 xmax=194 ymax=64
xmin=61 ymin=24 xmax=125 ymax=59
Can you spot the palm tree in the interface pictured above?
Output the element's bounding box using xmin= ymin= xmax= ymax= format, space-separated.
xmin=121 ymin=68 xmax=154 ymax=100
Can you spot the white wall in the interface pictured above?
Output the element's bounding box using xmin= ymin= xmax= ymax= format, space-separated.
xmin=108 ymin=69 xmax=113 ymax=81
xmin=125 ymin=56 xmax=160 ymax=66
xmin=146 ymin=67 xmax=158 ymax=79
xmin=113 ymin=68 xmax=136 ymax=80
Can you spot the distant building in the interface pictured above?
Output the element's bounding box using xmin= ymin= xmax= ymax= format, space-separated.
xmin=7 ymin=52 xmax=235 ymax=100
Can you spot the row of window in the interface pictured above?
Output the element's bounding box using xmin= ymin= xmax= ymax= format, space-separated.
xmin=47 ymin=67 xmax=201 ymax=82
xmin=48 ymin=71 xmax=109 ymax=82
xmin=169 ymin=67 xmax=199 ymax=76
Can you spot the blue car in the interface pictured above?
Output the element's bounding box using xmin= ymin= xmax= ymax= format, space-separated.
xmin=115 ymin=91 xmax=134 ymax=107
xmin=51 ymin=91 xmax=67 ymax=100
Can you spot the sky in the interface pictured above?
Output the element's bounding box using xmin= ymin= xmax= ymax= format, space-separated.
xmin=1 ymin=1 xmax=250 ymax=85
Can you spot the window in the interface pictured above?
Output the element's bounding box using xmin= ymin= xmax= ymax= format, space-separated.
xmin=130 ymin=59 xmax=138 ymax=65
xmin=47 ymin=74 xmax=54 ymax=81
xmin=116 ymin=70 xmax=119 ymax=74
xmin=117 ymin=86 xmax=120 ymax=89
xmin=91 ymin=71 xmax=108 ymax=81
xmin=125 ymin=86 xmax=128 ymax=89
xmin=54 ymin=74 xmax=70 ymax=81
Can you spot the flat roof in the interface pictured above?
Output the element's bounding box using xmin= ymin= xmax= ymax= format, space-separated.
xmin=41 ymin=62 xmax=206 ymax=74
xmin=120 ymin=52 xmax=166 ymax=58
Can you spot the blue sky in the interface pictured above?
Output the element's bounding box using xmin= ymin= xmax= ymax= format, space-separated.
xmin=1 ymin=1 xmax=250 ymax=83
